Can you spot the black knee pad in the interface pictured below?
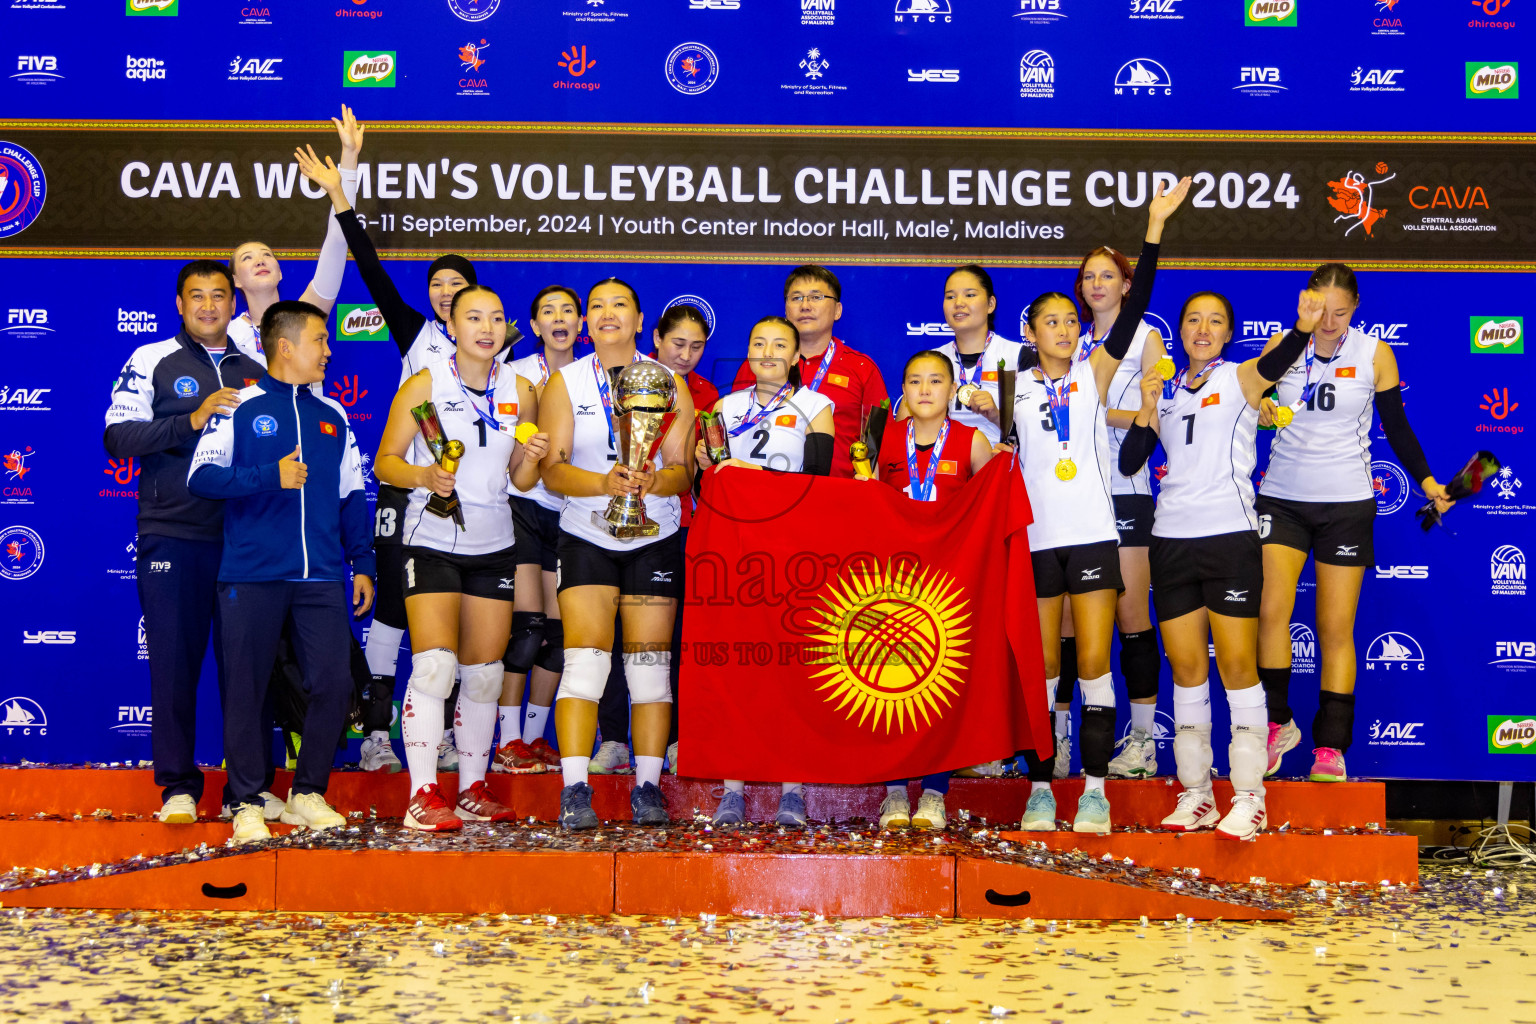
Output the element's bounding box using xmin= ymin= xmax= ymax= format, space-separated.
xmin=535 ymin=618 xmax=565 ymax=674
xmin=502 ymin=611 xmax=547 ymax=674
xmin=1258 ymin=665 xmax=1293 ymax=725
xmin=1017 ymin=743 xmax=1056 ymax=782
xmin=361 ymin=675 xmax=395 ymax=733
xmin=1058 ymin=635 xmax=1079 ymax=701
xmin=1118 ymin=629 xmax=1162 ymax=701
xmin=1079 ymin=704 xmax=1117 ymax=779
xmin=1313 ymin=691 xmax=1356 ymax=752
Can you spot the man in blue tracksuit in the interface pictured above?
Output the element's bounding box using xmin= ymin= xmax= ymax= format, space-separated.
xmin=105 ymin=260 xmax=269 ymax=824
xmin=189 ymin=300 xmax=375 ymax=845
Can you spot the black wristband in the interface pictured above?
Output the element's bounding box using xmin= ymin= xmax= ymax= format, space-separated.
xmin=1118 ymin=421 xmax=1159 ymax=476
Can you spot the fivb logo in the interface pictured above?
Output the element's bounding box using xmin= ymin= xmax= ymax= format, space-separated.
xmin=3 ymin=309 xmax=52 ymax=340
xmin=1492 ymin=641 xmax=1536 ymax=670
xmin=12 ymin=56 xmax=61 ymax=84
xmin=1472 ymin=316 xmax=1523 ymax=354
xmin=1245 ymin=0 xmax=1295 ymax=25
xmin=1235 ymin=67 xmax=1285 ymax=95
xmin=344 ymin=51 xmax=397 ymax=87
xmin=113 ymin=705 xmax=153 ymax=736
xmin=337 ymin=304 xmax=389 ymax=342
xmin=1016 ymin=0 xmax=1064 ymax=20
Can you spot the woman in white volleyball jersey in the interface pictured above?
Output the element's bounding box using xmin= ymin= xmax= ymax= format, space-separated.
xmin=539 ymin=279 xmax=697 ymax=830
xmin=1118 ymin=289 xmax=1323 ymax=841
xmin=493 ymin=285 xmax=585 ymax=775
xmin=694 ymin=315 xmax=833 ymax=828
xmin=375 ymin=286 xmax=548 ymax=832
xmin=1255 ymin=264 xmax=1451 ymax=784
xmin=1010 ymin=177 xmax=1189 ymax=838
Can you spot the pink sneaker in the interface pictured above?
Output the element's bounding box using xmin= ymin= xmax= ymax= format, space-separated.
xmin=1266 ymin=720 xmax=1301 ymax=777
xmin=1308 ymin=747 xmax=1347 ymax=782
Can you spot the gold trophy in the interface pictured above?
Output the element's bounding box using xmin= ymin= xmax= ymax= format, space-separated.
xmin=594 ymin=362 xmax=678 ymax=539
xmin=411 ymin=400 xmax=466 ymax=530
xmin=851 ymin=399 xmax=889 ymax=477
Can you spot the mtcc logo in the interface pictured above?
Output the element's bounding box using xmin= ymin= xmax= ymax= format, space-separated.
xmin=1365 ymin=631 xmax=1424 ymax=671
xmin=1 ymin=696 xmax=46 ymax=736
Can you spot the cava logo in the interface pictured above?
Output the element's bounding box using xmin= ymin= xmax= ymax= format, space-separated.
xmin=1020 ymin=50 xmax=1055 ymax=98
xmin=1365 ymin=631 xmax=1424 ymax=671
xmin=126 ymin=0 xmax=176 ymax=12
xmin=1472 ymin=316 xmax=1523 ymax=353
xmin=1492 ymin=544 xmax=1526 ymax=596
xmin=806 ymin=560 xmax=971 ymax=734
xmin=1489 ymin=716 xmax=1536 ymax=753
xmin=1328 ymin=163 xmax=1394 ymax=238
xmin=1114 ymin=58 xmax=1171 ymax=96
xmin=1467 ymin=62 xmax=1518 ymax=97
xmin=344 ymin=51 xmax=396 ymax=87
xmin=337 ymin=304 xmax=389 ymax=342
xmin=1245 ymin=0 xmax=1295 ymax=24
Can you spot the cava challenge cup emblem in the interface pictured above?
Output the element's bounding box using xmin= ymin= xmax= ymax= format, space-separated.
xmin=806 ymin=560 xmax=971 ymax=733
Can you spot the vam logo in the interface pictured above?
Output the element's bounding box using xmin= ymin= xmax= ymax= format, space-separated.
xmin=1471 ymin=316 xmax=1523 ymax=354
xmin=802 ymin=0 xmax=834 ymax=25
xmin=338 ymin=304 xmax=389 ymax=341
xmin=1130 ymin=0 xmax=1181 ymax=20
xmin=1467 ymin=62 xmax=1518 ymax=98
xmin=1492 ymin=640 xmax=1536 ymax=671
xmin=344 ymin=51 xmax=396 ymax=87
xmin=126 ymin=0 xmax=177 ymax=14
xmin=1245 ymin=0 xmax=1296 ymax=25
xmin=1235 ymin=66 xmax=1285 ymax=95
xmin=1375 ymin=564 xmax=1428 ymax=579
xmin=12 ymin=56 xmax=61 ymax=85
xmin=1020 ymin=50 xmax=1056 ymax=98
xmin=1370 ymin=459 xmax=1409 ymax=514
xmin=1016 ymin=0 xmax=1064 ymax=20
xmin=1289 ymin=622 xmax=1317 ymax=674
xmin=1365 ymin=631 xmax=1424 ymax=671
xmin=895 ymin=0 xmax=951 ymax=23
xmin=0 ymin=696 xmax=46 ymax=736
xmin=1489 ymin=716 xmax=1536 ymax=753
xmin=137 ymin=615 xmax=148 ymax=660
xmin=1114 ymin=58 xmax=1171 ymax=96
xmin=1491 ymin=544 xmax=1526 ymax=596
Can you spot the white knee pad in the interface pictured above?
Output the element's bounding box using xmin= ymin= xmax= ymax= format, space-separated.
xmin=459 ymin=660 xmax=502 ymax=704
xmin=556 ymin=647 xmax=611 ymax=703
xmin=1228 ymin=723 xmax=1268 ymax=795
xmin=408 ymin=647 xmax=457 ymax=699
xmin=1173 ymin=723 xmax=1214 ymax=792
xmin=624 ymin=650 xmax=673 ymax=705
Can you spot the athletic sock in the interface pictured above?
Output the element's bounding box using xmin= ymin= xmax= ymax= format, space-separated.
xmin=1083 ymin=774 xmax=1105 ymax=793
xmin=1054 ymin=708 xmax=1069 ymax=737
xmin=1172 ymin=680 xmax=1212 ymax=727
xmin=368 ymin=729 xmax=390 ymax=743
xmin=634 ymin=755 xmax=665 ymax=788
xmin=454 ymin=693 xmax=497 ymax=790
xmin=782 ymin=782 xmax=804 ymax=796
xmin=1031 ymin=780 xmax=1052 ymax=794
xmin=885 ymin=784 xmax=906 ymax=798
xmin=522 ymin=703 xmax=552 ymax=744
xmin=724 ymin=779 xmax=747 ymax=794
xmin=561 ymin=756 xmax=590 ymax=788
xmin=1258 ymin=665 xmax=1292 ymax=726
xmin=363 ymin=622 xmax=405 ymax=677
xmin=1226 ymin=682 xmax=1268 ymax=730
xmin=497 ymin=706 xmax=519 ymax=745
xmin=1130 ymin=702 xmax=1156 ymax=735
xmin=400 ymin=685 xmax=443 ymax=794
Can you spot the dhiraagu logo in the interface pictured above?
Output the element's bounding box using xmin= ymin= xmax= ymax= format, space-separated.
xmin=1467 ymin=62 xmax=1518 ymax=98
xmin=1471 ymin=316 xmax=1523 ymax=354
xmin=337 ymin=304 xmax=389 ymax=342
xmin=1489 ymin=715 xmax=1536 ymax=753
xmin=1245 ymin=0 xmax=1295 ymax=26
xmin=344 ymin=51 xmax=397 ymax=87
xmin=126 ymin=0 xmax=178 ymax=13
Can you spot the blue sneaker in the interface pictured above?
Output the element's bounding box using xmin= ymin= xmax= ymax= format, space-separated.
xmin=559 ymin=782 xmax=599 ymax=830
xmin=1072 ymin=788 xmax=1111 ymax=834
xmin=630 ymin=781 xmax=669 ymax=825
xmin=712 ymin=789 xmax=746 ymax=825
xmin=775 ymin=790 xmax=808 ymax=827
xmin=1020 ymin=787 xmax=1057 ymax=831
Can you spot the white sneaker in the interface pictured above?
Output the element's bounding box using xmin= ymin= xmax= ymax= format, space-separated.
xmin=437 ymin=731 xmax=459 ymax=772
xmin=1215 ymin=791 xmax=1267 ymax=841
xmin=1052 ymin=733 xmax=1073 ymax=779
xmin=911 ymin=791 xmax=946 ymax=830
xmin=590 ymin=740 xmax=633 ymax=775
xmin=665 ymin=741 xmax=679 ymax=774
xmin=879 ymin=791 xmax=911 ymax=828
xmin=280 ymin=791 xmax=347 ymax=831
xmin=360 ymin=735 xmax=403 ymax=773
xmin=1160 ymin=788 xmax=1219 ymax=832
xmin=1107 ymin=729 xmax=1158 ymax=778
xmin=157 ymin=793 xmax=197 ymax=824
xmin=219 ymin=790 xmax=286 ymax=822
xmin=230 ymin=805 xmax=271 ymax=845
xmin=954 ymin=759 xmax=1004 ymax=778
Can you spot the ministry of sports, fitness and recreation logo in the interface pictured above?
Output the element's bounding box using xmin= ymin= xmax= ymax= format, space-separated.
xmin=666 ymin=43 xmax=719 ymax=95
xmin=1 ymin=696 xmax=46 ymax=736
xmin=1467 ymin=62 xmax=1518 ymax=98
xmin=344 ymin=51 xmax=396 ymax=88
xmin=1471 ymin=316 xmax=1523 ymax=354
xmin=665 ymin=294 xmax=715 ymax=336
xmin=1492 ymin=544 xmax=1527 ymax=596
xmin=0 ymin=525 xmax=43 ymax=580
xmin=805 ymin=559 xmax=971 ymax=733
xmin=1365 ymin=631 xmax=1424 ymax=672
xmin=1245 ymin=0 xmax=1296 ymax=26
xmin=0 ymin=142 xmax=47 ymax=240
xmin=1370 ymin=459 xmax=1409 ymax=514
xmin=1114 ymin=58 xmax=1172 ymax=96
xmin=447 ymin=0 xmax=499 ymax=21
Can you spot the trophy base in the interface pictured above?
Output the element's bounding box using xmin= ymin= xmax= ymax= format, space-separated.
xmin=592 ymin=510 xmax=661 ymax=540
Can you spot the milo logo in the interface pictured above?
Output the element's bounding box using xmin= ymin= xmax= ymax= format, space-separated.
xmin=1489 ymin=716 xmax=1536 ymax=753
xmin=1245 ymin=0 xmax=1296 ymax=26
xmin=126 ymin=0 xmax=178 ymax=13
xmin=1471 ymin=316 xmax=1523 ymax=354
xmin=1467 ymin=63 xmax=1518 ymax=98
xmin=337 ymin=304 xmax=389 ymax=342
xmin=345 ymin=51 xmax=397 ymax=87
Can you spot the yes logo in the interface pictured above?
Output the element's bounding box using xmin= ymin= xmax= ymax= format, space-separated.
xmin=1472 ymin=316 xmax=1523 ymax=353
xmin=1245 ymin=0 xmax=1296 ymax=25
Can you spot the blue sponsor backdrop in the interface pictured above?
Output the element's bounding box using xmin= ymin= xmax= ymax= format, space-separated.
xmin=0 ymin=0 xmax=1529 ymax=780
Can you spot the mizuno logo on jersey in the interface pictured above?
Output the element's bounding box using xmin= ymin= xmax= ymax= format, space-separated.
xmin=1116 ymin=518 xmax=1136 ymax=530
xmin=1160 ymin=406 xmax=1174 ymax=417
xmin=775 ymin=414 xmax=796 ymax=427
xmin=651 ymin=570 xmax=673 ymax=583
xmin=1201 ymin=393 xmax=1221 ymax=407
xmin=576 ymin=404 xmax=597 ymax=415
xmin=498 ymin=402 xmax=517 ymax=415
xmin=443 ymin=401 xmax=465 ymax=412
xmin=937 ymin=460 xmax=958 ymax=475
xmin=1336 ymin=545 xmax=1359 ymax=556
xmin=1335 ymin=366 xmax=1356 ymax=378
xmin=498 ymin=578 xmax=515 ymax=589
xmin=1225 ymin=589 xmax=1248 ymax=601
xmin=1081 ymin=567 xmax=1101 ymax=581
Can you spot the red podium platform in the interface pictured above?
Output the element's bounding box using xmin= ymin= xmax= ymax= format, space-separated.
xmin=0 ymin=768 xmax=1413 ymax=920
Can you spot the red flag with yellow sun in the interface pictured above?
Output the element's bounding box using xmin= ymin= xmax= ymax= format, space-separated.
xmin=679 ymin=455 xmax=1049 ymax=784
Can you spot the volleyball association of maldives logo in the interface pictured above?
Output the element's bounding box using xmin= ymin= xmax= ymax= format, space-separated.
xmin=0 ymin=143 xmax=47 ymax=240
xmin=806 ymin=560 xmax=971 ymax=733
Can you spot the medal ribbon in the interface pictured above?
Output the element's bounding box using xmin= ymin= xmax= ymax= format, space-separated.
xmin=1044 ymin=368 xmax=1074 ymax=466
xmin=729 ymin=382 xmax=794 ymax=438
xmin=592 ymin=351 xmax=644 ymax=445
xmin=804 ymin=337 xmax=839 ymax=393
xmin=448 ymin=354 xmax=511 ymax=436
xmin=1170 ymin=357 xmax=1226 ymax=396
xmin=1285 ymin=339 xmax=1318 ymax=414
xmin=536 ymin=352 xmax=550 ymax=387
xmin=906 ymin=417 xmax=951 ymax=503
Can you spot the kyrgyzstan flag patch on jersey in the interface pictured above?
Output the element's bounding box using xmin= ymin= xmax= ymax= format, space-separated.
xmin=498 ymin=402 xmax=518 ymax=415
xmin=244 ymin=379 xmax=258 ymax=387
xmin=982 ymin=371 xmax=998 ymax=382
xmin=937 ymin=459 xmax=959 ymax=475
xmin=1201 ymin=393 xmax=1221 ymax=407
xmin=826 ymin=373 xmax=850 ymax=387
xmin=1335 ymin=367 xmax=1356 ymax=378
xmin=320 ymin=421 xmax=338 ymax=436
xmin=775 ymin=414 xmax=797 ymax=427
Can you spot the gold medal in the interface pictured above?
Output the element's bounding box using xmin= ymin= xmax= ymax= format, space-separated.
xmin=1272 ymin=405 xmax=1294 ymax=429
xmin=956 ymin=384 xmax=979 ymax=407
xmin=515 ymin=421 xmax=540 ymax=444
xmin=1055 ymin=458 xmax=1077 ymax=481
xmin=1155 ymin=357 xmax=1176 ymax=381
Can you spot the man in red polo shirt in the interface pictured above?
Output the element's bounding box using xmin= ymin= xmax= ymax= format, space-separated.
xmin=733 ymin=265 xmax=887 ymax=479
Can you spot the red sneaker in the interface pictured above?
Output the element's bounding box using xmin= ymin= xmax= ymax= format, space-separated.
xmin=456 ymin=780 xmax=517 ymax=822
xmin=404 ymin=783 xmax=463 ymax=833
xmin=492 ymin=739 xmax=546 ymax=774
xmin=528 ymin=737 xmax=563 ymax=767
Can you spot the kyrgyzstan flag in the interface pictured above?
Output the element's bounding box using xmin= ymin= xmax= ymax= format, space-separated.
xmin=680 ymin=455 xmax=1049 ymax=784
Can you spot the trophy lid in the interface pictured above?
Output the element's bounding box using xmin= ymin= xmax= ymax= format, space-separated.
xmin=615 ymin=360 xmax=677 ymax=413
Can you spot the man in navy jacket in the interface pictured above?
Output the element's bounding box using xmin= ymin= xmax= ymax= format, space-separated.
xmin=190 ymin=300 xmax=375 ymax=845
